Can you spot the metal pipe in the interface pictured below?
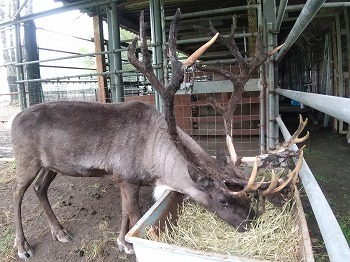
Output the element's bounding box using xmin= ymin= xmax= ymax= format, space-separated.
xmin=0 ymin=26 xmax=13 ymax=33
xmin=335 ymin=14 xmax=345 ymax=133
xmin=16 ymin=72 xmax=110 ymax=83
xmin=110 ymin=2 xmax=124 ymax=102
xmin=15 ymin=68 xmax=144 ymax=84
xmin=173 ymin=33 xmax=256 ymax=45
xmin=15 ymin=49 xmax=127 ymax=66
xmin=0 ymin=0 xmax=118 ymax=29
xmin=285 ymin=2 xmax=350 ymax=12
xmin=12 ymin=0 xmax=30 ymax=21
xmin=40 ymin=65 xmax=96 ymax=71
xmin=276 ymin=116 xmax=350 ymax=262
xmin=274 ymin=0 xmax=288 ymax=32
xmin=44 ymin=80 xmax=97 ymax=83
xmin=275 ymin=88 xmax=350 ymax=124
xmin=107 ymin=6 xmax=116 ymax=102
xmin=264 ymin=0 xmax=278 ymax=150
xmin=345 ymin=7 xmax=350 ymax=113
xmin=150 ymin=0 xmax=164 ymax=111
xmin=164 ymin=5 xmax=258 ymax=20
xmin=282 ymin=12 xmax=338 ymax=22
xmin=37 ymin=27 xmax=94 ymax=42
xmin=38 ymin=47 xmax=83 ymax=56
xmin=275 ymin=0 xmax=326 ymax=62
xmin=257 ymin=0 xmax=265 ymax=153
xmin=201 ymin=57 xmax=253 ymax=65
xmin=1 ymin=46 xmax=15 ymax=52
xmin=160 ymin=0 xmax=168 ymax=89
xmin=14 ymin=23 xmax=26 ymax=110
xmin=335 ymin=14 xmax=343 ymax=98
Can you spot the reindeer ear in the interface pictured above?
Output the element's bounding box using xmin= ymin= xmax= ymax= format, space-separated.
xmin=188 ymin=165 xmax=213 ymax=190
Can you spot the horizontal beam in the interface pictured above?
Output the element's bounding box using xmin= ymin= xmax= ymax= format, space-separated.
xmin=191 ymin=115 xmax=260 ymax=123
xmin=190 ymin=97 xmax=260 ymax=106
xmin=285 ymin=2 xmax=350 ymax=12
xmin=276 ymin=116 xmax=350 ymax=262
xmin=0 ymin=0 xmax=117 ymax=29
xmin=275 ymin=0 xmax=326 ymax=61
xmin=179 ymin=79 xmax=260 ymax=94
xmin=275 ymin=88 xmax=350 ymax=124
xmin=174 ymin=32 xmax=256 ymax=45
xmin=164 ymin=5 xmax=258 ymax=21
xmin=192 ymin=128 xmax=259 ymax=136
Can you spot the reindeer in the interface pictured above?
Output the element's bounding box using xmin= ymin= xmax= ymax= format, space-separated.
xmin=11 ymin=9 xmax=307 ymax=260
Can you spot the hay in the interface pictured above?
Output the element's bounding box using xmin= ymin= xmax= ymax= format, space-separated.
xmin=146 ymin=198 xmax=301 ymax=261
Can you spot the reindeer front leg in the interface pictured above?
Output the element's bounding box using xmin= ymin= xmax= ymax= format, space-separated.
xmin=117 ymin=181 xmax=141 ymax=254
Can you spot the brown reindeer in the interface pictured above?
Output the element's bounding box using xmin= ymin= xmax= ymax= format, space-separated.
xmin=11 ymin=9 xmax=307 ymax=260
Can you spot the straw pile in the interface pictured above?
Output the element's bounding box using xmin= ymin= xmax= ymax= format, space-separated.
xmin=146 ymin=198 xmax=301 ymax=261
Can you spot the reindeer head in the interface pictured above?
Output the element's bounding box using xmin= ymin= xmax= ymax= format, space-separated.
xmin=128 ymin=9 xmax=307 ymax=231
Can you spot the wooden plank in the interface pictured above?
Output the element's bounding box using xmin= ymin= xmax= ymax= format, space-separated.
xmin=93 ymin=15 xmax=107 ymax=103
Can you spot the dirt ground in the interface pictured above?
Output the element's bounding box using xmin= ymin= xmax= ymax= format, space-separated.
xmin=0 ymin=105 xmax=349 ymax=262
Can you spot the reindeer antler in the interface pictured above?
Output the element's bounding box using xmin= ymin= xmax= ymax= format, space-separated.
xmin=128 ymin=9 xmax=304 ymax=203
xmin=196 ymin=16 xmax=284 ymax=166
xmin=192 ymin=16 xmax=306 ymax=199
xmin=128 ymin=9 xmax=236 ymax=183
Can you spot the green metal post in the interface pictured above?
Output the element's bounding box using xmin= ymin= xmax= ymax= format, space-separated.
xmin=263 ymin=0 xmax=279 ymax=150
xmin=149 ymin=0 xmax=164 ymax=111
xmin=24 ymin=20 xmax=43 ymax=105
xmin=108 ymin=2 xmax=124 ymax=102
xmin=160 ymin=0 xmax=168 ymax=89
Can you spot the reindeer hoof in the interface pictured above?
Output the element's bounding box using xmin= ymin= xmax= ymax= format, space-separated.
xmin=14 ymin=238 xmax=34 ymax=260
xmin=18 ymin=250 xmax=34 ymax=260
xmin=117 ymin=238 xmax=134 ymax=254
xmin=52 ymin=229 xmax=72 ymax=242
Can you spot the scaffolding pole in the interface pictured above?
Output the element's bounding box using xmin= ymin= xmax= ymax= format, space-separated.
xmin=274 ymin=0 xmax=288 ymax=32
xmin=14 ymin=23 xmax=26 ymax=110
xmin=275 ymin=88 xmax=350 ymax=124
xmin=0 ymin=0 xmax=118 ymax=29
xmin=150 ymin=0 xmax=164 ymax=111
xmin=275 ymin=0 xmax=326 ymax=61
xmin=164 ymin=5 xmax=258 ymax=20
xmin=108 ymin=2 xmax=124 ymax=102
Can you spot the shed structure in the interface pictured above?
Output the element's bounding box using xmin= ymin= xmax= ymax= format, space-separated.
xmin=1 ymin=0 xmax=350 ymax=261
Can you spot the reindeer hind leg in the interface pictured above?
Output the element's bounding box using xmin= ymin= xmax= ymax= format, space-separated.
xmin=13 ymin=163 xmax=41 ymax=259
xmin=33 ymin=168 xmax=72 ymax=242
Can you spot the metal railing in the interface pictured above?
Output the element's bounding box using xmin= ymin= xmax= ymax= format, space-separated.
xmin=276 ymin=116 xmax=350 ymax=262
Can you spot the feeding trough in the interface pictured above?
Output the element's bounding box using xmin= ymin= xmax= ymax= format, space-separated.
xmin=126 ymin=190 xmax=314 ymax=262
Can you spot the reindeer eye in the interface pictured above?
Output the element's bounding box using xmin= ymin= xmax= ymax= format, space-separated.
xmin=224 ymin=182 xmax=244 ymax=192
xmin=218 ymin=197 xmax=230 ymax=207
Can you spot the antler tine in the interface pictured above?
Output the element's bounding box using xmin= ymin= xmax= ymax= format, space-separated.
xmin=290 ymin=149 xmax=304 ymax=189
xmin=226 ymin=135 xmax=238 ymax=164
xmin=183 ymin=33 xmax=219 ymax=68
xmin=264 ymin=147 xmax=304 ymax=196
xmin=168 ymin=8 xmax=181 ymax=62
xmin=228 ymin=158 xmax=265 ymax=197
xmin=267 ymin=43 xmax=285 ymax=56
xmin=281 ymin=114 xmax=309 ymax=148
xmin=262 ymin=170 xmax=279 ymax=196
xmin=127 ymin=11 xmax=165 ymax=98
xmin=246 ymin=157 xmax=258 ymax=189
